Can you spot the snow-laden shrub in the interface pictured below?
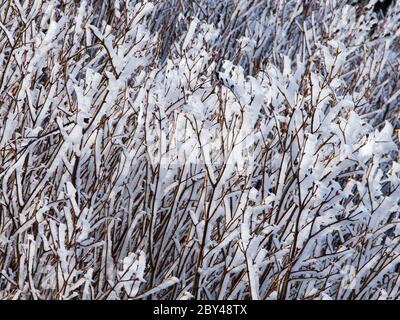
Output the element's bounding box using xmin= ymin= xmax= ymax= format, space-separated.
xmin=0 ymin=0 xmax=399 ymax=300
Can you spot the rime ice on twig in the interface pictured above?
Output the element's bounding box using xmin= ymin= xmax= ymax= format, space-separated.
xmin=0 ymin=0 xmax=399 ymax=300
